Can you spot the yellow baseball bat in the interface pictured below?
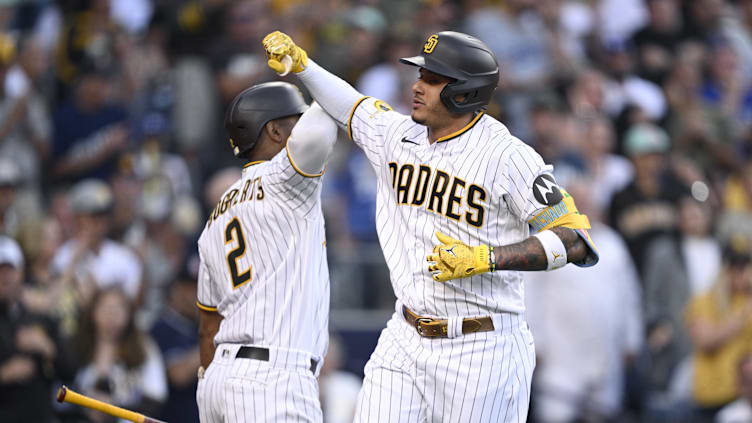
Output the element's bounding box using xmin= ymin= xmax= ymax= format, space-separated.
xmin=56 ymin=385 xmax=167 ymax=423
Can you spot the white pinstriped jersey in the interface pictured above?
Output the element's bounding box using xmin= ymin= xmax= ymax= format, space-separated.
xmin=348 ymin=97 xmax=555 ymax=317
xmin=196 ymin=146 xmax=329 ymax=360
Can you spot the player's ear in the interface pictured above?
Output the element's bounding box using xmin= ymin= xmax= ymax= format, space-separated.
xmin=263 ymin=120 xmax=285 ymax=145
xmin=265 ymin=117 xmax=295 ymax=145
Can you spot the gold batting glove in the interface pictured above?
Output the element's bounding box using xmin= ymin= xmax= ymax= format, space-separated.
xmin=426 ymin=231 xmax=495 ymax=283
xmin=262 ymin=30 xmax=308 ymax=74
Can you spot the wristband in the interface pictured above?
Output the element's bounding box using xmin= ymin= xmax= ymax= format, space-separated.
xmin=533 ymin=230 xmax=567 ymax=270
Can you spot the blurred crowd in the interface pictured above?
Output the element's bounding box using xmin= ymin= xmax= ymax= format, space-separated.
xmin=1 ymin=0 xmax=752 ymax=422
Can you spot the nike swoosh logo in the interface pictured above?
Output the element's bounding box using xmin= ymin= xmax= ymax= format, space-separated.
xmin=401 ymin=137 xmax=419 ymax=145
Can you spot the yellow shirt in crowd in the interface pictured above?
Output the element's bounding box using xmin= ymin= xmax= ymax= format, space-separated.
xmin=686 ymin=292 xmax=752 ymax=407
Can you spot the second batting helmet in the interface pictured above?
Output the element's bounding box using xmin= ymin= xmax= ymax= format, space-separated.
xmin=225 ymin=82 xmax=309 ymax=157
xmin=400 ymin=31 xmax=499 ymax=114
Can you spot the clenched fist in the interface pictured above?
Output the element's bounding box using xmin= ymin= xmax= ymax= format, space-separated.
xmin=262 ymin=31 xmax=308 ymax=74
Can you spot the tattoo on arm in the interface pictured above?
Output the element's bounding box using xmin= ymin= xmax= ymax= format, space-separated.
xmin=494 ymin=227 xmax=588 ymax=271
xmin=495 ymin=237 xmax=548 ymax=271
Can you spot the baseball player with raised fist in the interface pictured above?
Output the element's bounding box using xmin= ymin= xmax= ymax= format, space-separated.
xmin=195 ymin=82 xmax=337 ymax=423
xmin=263 ymin=31 xmax=599 ymax=422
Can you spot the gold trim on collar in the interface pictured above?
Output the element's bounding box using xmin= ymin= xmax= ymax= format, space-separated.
xmin=243 ymin=160 xmax=266 ymax=168
xmin=436 ymin=112 xmax=484 ymax=143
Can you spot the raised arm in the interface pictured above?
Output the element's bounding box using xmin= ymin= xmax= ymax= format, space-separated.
xmin=286 ymin=102 xmax=338 ymax=175
xmin=262 ymin=31 xmax=363 ymax=125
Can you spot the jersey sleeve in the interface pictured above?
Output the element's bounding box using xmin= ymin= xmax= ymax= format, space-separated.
xmin=262 ymin=145 xmax=324 ymax=218
xmin=347 ymin=96 xmax=404 ymax=157
xmin=501 ymin=143 xmax=558 ymax=223
xmin=196 ymin=242 xmax=219 ymax=312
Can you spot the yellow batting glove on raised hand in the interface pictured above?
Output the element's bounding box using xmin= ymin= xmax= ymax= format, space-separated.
xmin=262 ymin=30 xmax=308 ymax=74
xmin=426 ymin=231 xmax=495 ymax=283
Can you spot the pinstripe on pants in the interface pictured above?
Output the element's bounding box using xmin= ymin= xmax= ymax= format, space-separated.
xmin=354 ymin=307 xmax=535 ymax=423
xmin=197 ymin=344 xmax=322 ymax=423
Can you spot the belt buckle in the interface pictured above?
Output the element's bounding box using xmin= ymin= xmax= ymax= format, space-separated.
xmin=415 ymin=317 xmax=438 ymax=337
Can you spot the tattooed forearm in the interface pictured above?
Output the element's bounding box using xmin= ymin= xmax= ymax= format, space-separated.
xmin=495 ymin=237 xmax=548 ymax=270
xmin=493 ymin=227 xmax=587 ymax=271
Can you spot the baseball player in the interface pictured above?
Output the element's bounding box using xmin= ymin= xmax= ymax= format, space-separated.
xmin=263 ymin=31 xmax=600 ymax=422
xmin=195 ymin=82 xmax=338 ymax=423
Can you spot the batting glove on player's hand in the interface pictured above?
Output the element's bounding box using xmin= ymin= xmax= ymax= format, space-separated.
xmin=262 ymin=31 xmax=308 ymax=74
xmin=426 ymin=231 xmax=495 ymax=282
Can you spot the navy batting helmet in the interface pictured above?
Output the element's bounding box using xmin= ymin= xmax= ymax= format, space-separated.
xmin=225 ymin=82 xmax=309 ymax=157
xmin=400 ymin=31 xmax=499 ymax=114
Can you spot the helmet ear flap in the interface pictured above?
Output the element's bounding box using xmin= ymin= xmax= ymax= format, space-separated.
xmin=440 ymin=79 xmax=494 ymax=114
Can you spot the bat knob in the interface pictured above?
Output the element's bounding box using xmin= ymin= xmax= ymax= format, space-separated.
xmin=278 ymin=55 xmax=293 ymax=77
xmin=56 ymin=385 xmax=67 ymax=403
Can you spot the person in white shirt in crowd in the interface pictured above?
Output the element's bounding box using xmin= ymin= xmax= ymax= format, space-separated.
xmin=525 ymin=177 xmax=643 ymax=422
xmin=50 ymin=179 xmax=143 ymax=302
xmin=642 ymin=196 xmax=721 ymax=401
xmin=600 ymin=39 xmax=667 ymax=122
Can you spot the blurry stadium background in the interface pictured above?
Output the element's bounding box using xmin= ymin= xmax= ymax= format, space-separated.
xmin=1 ymin=0 xmax=752 ymax=422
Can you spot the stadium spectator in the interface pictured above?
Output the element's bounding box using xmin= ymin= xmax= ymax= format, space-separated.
xmin=700 ymin=41 xmax=752 ymax=147
xmin=54 ymin=0 xmax=124 ymax=99
xmin=685 ymin=235 xmax=752 ymax=420
xmin=210 ymin=0 xmax=269 ymax=107
xmin=630 ymin=0 xmax=684 ymax=85
xmin=608 ymin=123 xmax=688 ymax=278
xmin=0 ymin=33 xmax=52 ymax=207
xmin=642 ymin=197 xmax=720 ymax=409
xmin=150 ymin=257 xmax=200 ymax=423
xmin=723 ymin=0 xmax=752 ymax=86
xmin=556 ymin=115 xmax=634 ymax=211
xmin=0 ymin=1 xmax=747 ymax=420
xmin=463 ymin=0 xmax=557 ymax=139
xmin=0 ymin=236 xmax=75 ymax=423
xmin=526 ymin=179 xmax=643 ymax=423
xmin=128 ymin=176 xmax=190 ymax=328
xmin=356 ymin=34 xmax=415 ymax=114
xmin=50 ymin=179 xmax=143 ymax=301
xmin=72 ymin=287 xmax=167 ymax=422
xmin=51 ymin=63 xmax=129 ymax=182
xmin=598 ymin=39 xmax=667 ymax=122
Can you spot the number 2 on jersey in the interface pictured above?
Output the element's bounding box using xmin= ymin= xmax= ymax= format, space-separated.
xmin=225 ymin=218 xmax=252 ymax=288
